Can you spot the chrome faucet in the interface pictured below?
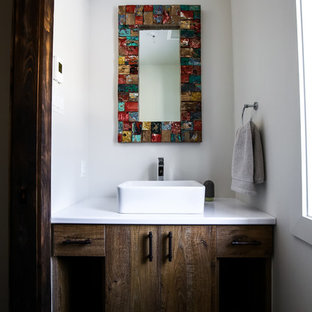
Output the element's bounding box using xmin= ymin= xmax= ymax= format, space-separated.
xmin=157 ymin=157 xmax=164 ymax=181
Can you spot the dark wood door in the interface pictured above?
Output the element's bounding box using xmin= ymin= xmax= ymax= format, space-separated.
xmin=10 ymin=0 xmax=54 ymax=310
xmin=160 ymin=226 xmax=215 ymax=312
xmin=105 ymin=225 xmax=161 ymax=312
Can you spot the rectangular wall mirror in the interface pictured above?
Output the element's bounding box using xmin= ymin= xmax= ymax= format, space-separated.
xmin=118 ymin=5 xmax=201 ymax=143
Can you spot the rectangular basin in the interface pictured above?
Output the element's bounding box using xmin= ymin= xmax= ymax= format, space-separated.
xmin=118 ymin=180 xmax=205 ymax=214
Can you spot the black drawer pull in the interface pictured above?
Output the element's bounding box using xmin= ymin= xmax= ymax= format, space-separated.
xmin=62 ymin=238 xmax=91 ymax=245
xmin=168 ymin=232 xmax=173 ymax=262
xmin=231 ymin=240 xmax=261 ymax=246
xmin=148 ymin=232 xmax=153 ymax=262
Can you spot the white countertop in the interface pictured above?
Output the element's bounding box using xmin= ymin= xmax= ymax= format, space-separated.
xmin=51 ymin=197 xmax=276 ymax=225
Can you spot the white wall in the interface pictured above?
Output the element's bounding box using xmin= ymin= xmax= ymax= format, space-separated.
xmin=231 ymin=0 xmax=312 ymax=311
xmin=52 ymin=0 xmax=91 ymax=211
xmin=0 ymin=0 xmax=12 ymax=309
xmin=87 ymin=0 xmax=235 ymax=198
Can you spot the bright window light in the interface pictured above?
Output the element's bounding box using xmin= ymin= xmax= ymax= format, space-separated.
xmin=298 ymin=0 xmax=312 ymax=219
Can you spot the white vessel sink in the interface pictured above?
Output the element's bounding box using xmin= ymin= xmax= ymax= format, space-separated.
xmin=118 ymin=180 xmax=205 ymax=214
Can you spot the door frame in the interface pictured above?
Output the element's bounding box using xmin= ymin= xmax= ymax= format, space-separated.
xmin=10 ymin=0 xmax=53 ymax=310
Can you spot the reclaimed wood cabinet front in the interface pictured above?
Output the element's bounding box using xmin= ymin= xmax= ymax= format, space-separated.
xmin=105 ymin=225 xmax=215 ymax=312
xmin=52 ymin=224 xmax=273 ymax=312
xmin=105 ymin=225 xmax=160 ymax=311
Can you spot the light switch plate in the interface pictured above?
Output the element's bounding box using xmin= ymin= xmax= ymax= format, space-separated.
xmin=53 ymin=56 xmax=63 ymax=84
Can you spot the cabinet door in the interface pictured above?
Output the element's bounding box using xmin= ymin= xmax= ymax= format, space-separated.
xmin=160 ymin=226 xmax=215 ymax=312
xmin=105 ymin=225 xmax=161 ymax=312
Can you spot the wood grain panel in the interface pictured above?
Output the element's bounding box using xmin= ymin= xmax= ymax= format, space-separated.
xmin=105 ymin=225 xmax=160 ymax=312
xmin=160 ymin=226 xmax=214 ymax=312
xmin=53 ymin=225 xmax=105 ymax=257
xmin=105 ymin=225 xmax=131 ymax=311
xmin=52 ymin=257 xmax=70 ymax=312
xmin=210 ymin=226 xmax=217 ymax=312
xmin=130 ymin=226 xmax=161 ymax=312
xmin=37 ymin=1 xmax=54 ymax=308
xmin=10 ymin=0 xmax=54 ymax=310
xmin=216 ymin=225 xmax=273 ymax=258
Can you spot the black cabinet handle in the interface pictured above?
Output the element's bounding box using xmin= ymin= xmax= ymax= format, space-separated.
xmin=231 ymin=240 xmax=261 ymax=246
xmin=148 ymin=232 xmax=153 ymax=262
xmin=168 ymin=232 xmax=173 ymax=262
xmin=62 ymin=238 xmax=91 ymax=245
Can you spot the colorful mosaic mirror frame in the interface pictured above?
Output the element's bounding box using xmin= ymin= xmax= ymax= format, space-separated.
xmin=118 ymin=5 xmax=201 ymax=143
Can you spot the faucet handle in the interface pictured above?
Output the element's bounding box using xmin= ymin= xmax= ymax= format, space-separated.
xmin=158 ymin=157 xmax=164 ymax=165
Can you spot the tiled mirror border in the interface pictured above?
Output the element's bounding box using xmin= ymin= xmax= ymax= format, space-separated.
xmin=118 ymin=5 xmax=201 ymax=143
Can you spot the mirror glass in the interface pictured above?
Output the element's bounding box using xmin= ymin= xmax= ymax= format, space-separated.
xmin=139 ymin=30 xmax=180 ymax=121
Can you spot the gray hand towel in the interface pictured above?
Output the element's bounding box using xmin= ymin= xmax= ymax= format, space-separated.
xmin=231 ymin=121 xmax=264 ymax=194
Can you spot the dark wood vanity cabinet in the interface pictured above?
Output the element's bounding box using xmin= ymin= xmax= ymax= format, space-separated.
xmin=52 ymin=224 xmax=273 ymax=312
